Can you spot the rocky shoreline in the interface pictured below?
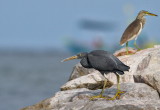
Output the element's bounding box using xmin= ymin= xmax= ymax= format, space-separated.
xmin=21 ymin=45 xmax=160 ymax=110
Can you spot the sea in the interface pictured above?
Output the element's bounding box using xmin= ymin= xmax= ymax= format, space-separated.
xmin=0 ymin=53 xmax=78 ymax=110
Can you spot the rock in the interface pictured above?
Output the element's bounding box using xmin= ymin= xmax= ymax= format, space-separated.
xmin=21 ymin=98 xmax=52 ymax=110
xmin=21 ymin=88 xmax=90 ymax=110
xmin=61 ymin=72 xmax=113 ymax=91
xmin=114 ymin=47 xmax=137 ymax=57
xmin=21 ymin=83 xmax=160 ymax=110
xmin=133 ymin=46 xmax=160 ymax=93
xmin=67 ymin=64 xmax=133 ymax=89
xmin=64 ymin=100 xmax=160 ymax=110
xmin=21 ymin=45 xmax=160 ymax=110
xmin=68 ymin=63 xmax=95 ymax=81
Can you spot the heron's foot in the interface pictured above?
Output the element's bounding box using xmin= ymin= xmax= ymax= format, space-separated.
xmin=126 ymin=51 xmax=129 ymax=55
xmin=134 ymin=44 xmax=141 ymax=51
xmin=89 ymin=94 xmax=106 ymax=100
xmin=126 ymin=48 xmax=135 ymax=55
xmin=126 ymin=51 xmax=135 ymax=55
xmin=106 ymin=90 xmax=125 ymax=100
xmin=137 ymin=48 xmax=142 ymax=51
xmin=135 ymin=47 xmax=141 ymax=51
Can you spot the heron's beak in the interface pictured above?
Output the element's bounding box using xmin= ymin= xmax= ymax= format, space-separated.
xmin=147 ymin=12 xmax=158 ymax=16
xmin=61 ymin=55 xmax=78 ymax=62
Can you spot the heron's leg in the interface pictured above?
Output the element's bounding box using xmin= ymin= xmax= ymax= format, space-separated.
xmin=100 ymin=78 xmax=107 ymax=95
xmin=126 ymin=42 xmax=129 ymax=54
xmin=106 ymin=74 xmax=124 ymax=100
xmin=89 ymin=79 xmax=107 ymax=100
xmin=134 ymin=40 xmax=141 ymax=50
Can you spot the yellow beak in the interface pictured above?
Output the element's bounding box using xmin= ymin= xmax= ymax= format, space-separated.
xmin=61 ymin=55 xmax=78 ymax=62
xmin=147 ymin=12 xmax=158 ymax=16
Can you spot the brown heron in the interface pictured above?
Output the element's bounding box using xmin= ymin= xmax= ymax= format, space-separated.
xmin=62 ymin=50 xmax=130 ymax=100
xmin=120 ymin=10 xmax=157 ymax=54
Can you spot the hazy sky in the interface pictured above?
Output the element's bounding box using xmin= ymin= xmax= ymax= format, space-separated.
xmin=0 ymin=0 xmax=160 ymax=51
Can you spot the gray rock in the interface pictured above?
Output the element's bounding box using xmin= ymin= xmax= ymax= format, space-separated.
xmin=21 ymin=45 xmax=160 ymax=110
xmin=69 ymin=63 xmax=95 ymax=81
xmin=21 ymin=83 xmax=160 ymax=110
xmin=62 ymin=100 xmax=160 ymax=110
xmin=133 ymin=45 xmax=160 ymax=93
xmin=61 ymin=72 xmax=113 ymax=91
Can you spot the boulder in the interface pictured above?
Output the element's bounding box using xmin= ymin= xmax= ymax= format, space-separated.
xmin=21 ymin=83 xmax=160 ymax=110
xmin=61 ymin=72 xmax=113 ymax=91
xmin=133 ymin=45 xmax=160 ymax=93
xmin=68 ymin=63 xmax=96 ymax=81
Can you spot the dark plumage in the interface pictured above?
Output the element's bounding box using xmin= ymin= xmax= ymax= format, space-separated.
xmin=62 ymin=50 xmax=130 ymax=100
xmin=79 ymin=50 xmax=129 ymax=75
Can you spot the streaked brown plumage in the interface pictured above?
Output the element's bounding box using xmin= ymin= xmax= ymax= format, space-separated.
xmin=120 ymin=10 xmax=157 ymax=54
xmin=120 ymin=19 xmax=145 ymax=45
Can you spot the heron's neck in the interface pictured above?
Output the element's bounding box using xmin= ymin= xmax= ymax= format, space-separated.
xmin=136 ymin=14 xmax=145 ymax=20
xmin=136 ymin=16 xmax=146 ymax=26
xmin=80 ymin=55 xmax=92 ymax=68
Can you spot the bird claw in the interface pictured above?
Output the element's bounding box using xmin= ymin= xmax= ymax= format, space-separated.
xmin=106 ymin=90 xmax=125 ymax=100
xmin=89 ymin=90 xmax=126 ymax=101
xmin=89 ymin=94 xmax=107 ymax=100
xmin=137 ymin=49 xmax=142 ymax=51
xmin=134 ymin=44 xmax=141 ymax=51
xmin=126 ymin=50 xmax=136 ymax=55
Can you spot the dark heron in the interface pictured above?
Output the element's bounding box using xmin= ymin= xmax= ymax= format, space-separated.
xmin=62 ymin=50 xmax=130 ymax=100
xmin=120 ymin=10 xmax=157 ymax=54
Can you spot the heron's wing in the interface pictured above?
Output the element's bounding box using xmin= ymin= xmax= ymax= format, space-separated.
xmin=88 ymin=50 xmax=130 ymax=72
xmin=88 ymin=53 xmax=118 ymax=71
xmin=120 ymin=19 xmax=142 ymax=45
xmin=110 ymin=55 xmax=130 ymax=71
xmin=89 ymin=50 xmax=110 ymax=56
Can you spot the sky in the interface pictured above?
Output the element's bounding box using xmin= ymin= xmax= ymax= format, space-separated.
xmin=0 ymin=0 xmax=160 ymax=52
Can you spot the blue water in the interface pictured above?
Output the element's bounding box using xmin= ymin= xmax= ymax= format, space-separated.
xmin=0 ymin=54 xmax=78 ymax=110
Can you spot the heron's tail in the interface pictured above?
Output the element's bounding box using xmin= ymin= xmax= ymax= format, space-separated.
xmin=119 ymin=64 xmax=130 ymax=71
xmin=116 ymin=71 xmax=124 ymax=75
xmin=116 ymin=65 xmax=130 ymax=75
